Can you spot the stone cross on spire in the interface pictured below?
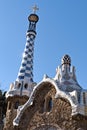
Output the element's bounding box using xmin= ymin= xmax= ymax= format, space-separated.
xmin=32 ymin=5 xmax=39 ymax=14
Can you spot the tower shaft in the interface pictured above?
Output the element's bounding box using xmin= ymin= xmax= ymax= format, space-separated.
xmin=6 ymin=12 xmax=39 ymax=98
xmin=17 ymin=31 xmax=36 ymax=83
xmin=16 ymin=13 xmax=39 ymax=87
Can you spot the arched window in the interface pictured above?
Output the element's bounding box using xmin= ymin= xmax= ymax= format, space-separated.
xmin=18 ymin=83 xmax=21 ymax=89
xmin=48 ymin=97 xmax=53 ymax=112
xmin=24 ymin=84 xmax=28 ymax=89
xmin=39 ymin=97 xmax=53 ymax=114
xmin=46 ymin=97 xmax=53 ymax=112
xmin=14 ymin=101 xmax=19 ymax=109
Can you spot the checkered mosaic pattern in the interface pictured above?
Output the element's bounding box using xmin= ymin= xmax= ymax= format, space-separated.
xmin=61 ymin=54 xmax=71 ymax=65
xmin=17 ymin=31 xmax=36 ymax=83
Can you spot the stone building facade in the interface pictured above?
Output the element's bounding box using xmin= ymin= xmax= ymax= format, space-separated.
xmin=3 ymin=7 xmax=87 ymax=130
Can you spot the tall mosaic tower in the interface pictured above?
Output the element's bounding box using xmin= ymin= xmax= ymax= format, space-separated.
xmin=16 ymin=6 xmax=39 ymax=85
xmin=6 ymin=5 xmax=39 ymax=98
xmin=4 ymin=6 xmax=39 ymax=130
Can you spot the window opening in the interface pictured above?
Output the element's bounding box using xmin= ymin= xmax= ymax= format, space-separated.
xmin=14 ymin=101 xmax=19 ymax=109
xmin=24 ymin=84 xmax=28 ymax=89
xmin=46 ymin=97 xmax=53 ymax=112
xmin=8 ymin=102 xmax=11 ymax=110
xmin=18 ymin=83 xmax=21 ymax=89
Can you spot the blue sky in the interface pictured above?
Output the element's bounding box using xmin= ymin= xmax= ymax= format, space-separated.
xmin=0 ymin=0 xmax=87 ymax=91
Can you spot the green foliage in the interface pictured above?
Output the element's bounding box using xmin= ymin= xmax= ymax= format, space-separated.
xmin=0 ymin=90 xmax=7 ymax=118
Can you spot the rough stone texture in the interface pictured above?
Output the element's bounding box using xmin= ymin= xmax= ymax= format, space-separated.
xmin=32 ymin=125 xmax=61 ymax=130
xmin=3 ymin=95 xmax=28 ymax=130
xmin=12 ymin=83 xmax=87 ymax=130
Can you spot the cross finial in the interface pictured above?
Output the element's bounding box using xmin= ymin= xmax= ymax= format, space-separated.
xmin=32 ymin=5 xmax=39 ymax=14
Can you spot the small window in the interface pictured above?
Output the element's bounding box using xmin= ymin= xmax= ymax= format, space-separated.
xmin=46 ymin=97 xmax=53 ymax=112
xmin=48 ymin=97 xmax=53 ymax=112
xmin=18 ymin=83 xmax=21 ymax=89
xmin=24 ymin=84 xmax=28 ymax=89
xmin=8 ymin=102 xmax=11 ymax=110
xmin=14 ymin=101 xmax=19 ymax=109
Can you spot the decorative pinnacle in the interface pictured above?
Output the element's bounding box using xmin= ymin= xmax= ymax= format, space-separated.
xmin=32 ymin=5 xmax=39 ymax=14
xmin=28 ymin=5 xmax=39 ymax=23
xmin=61 ymin=54 xmax=71 ymax=66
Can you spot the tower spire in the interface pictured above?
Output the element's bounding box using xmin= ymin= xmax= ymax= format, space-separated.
xmin=16 ymin=7 xmax=39 ymax=85
xmin=6 ymin=7 xmax=39 ymax=98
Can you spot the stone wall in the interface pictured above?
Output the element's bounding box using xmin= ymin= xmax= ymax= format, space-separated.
xmin=4 ymin=96 xmax=28 ymax=130
xmin=15 ymin=84 xmax=87 ymax=130
xmin=4 ymin=83 xmax=87 ymax=130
